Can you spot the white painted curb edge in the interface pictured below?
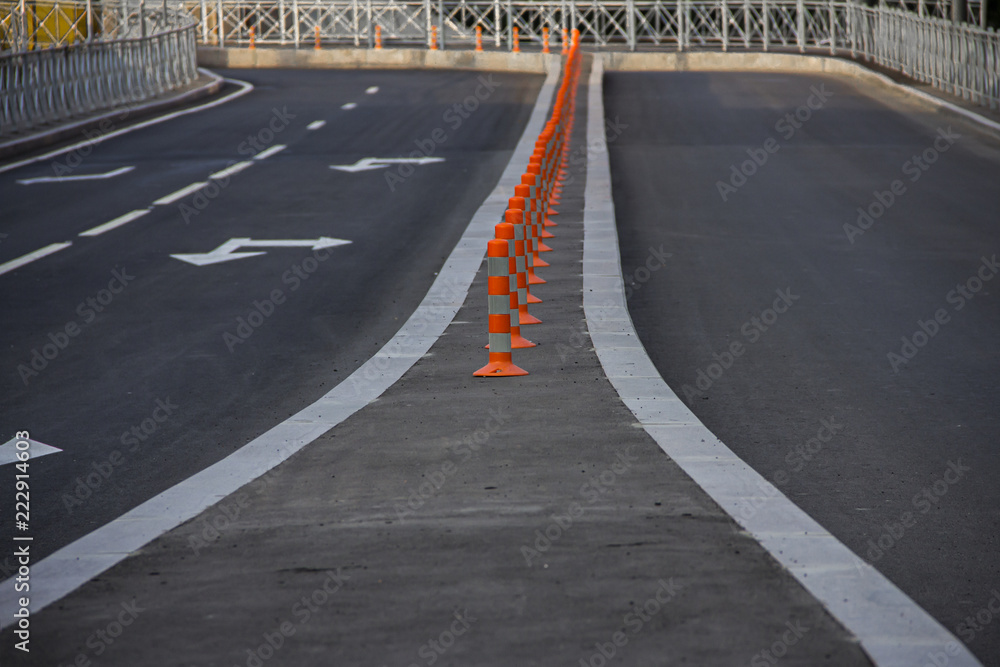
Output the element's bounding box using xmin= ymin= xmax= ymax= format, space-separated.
xmin=581 ymin=54 xmax=982 ymax=667
xmin=0 ymin=66 xmax=561 ymax=628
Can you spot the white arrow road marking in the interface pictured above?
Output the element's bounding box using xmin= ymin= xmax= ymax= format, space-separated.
xmin=171 ymin=237 xmax=352 ymax=266
xmin=0 ymin=242 xmax=72 ymax=276
xmin=17 ymin=166 xmax=135 ymax=185
xmin=330 ymin=157 xmax=445 ymax=173
xmin=0 ymin=438 xmax=62 ymax=466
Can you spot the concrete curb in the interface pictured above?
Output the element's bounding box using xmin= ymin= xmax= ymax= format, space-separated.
xmin=582 ymin=53 xmax=983 ymax=667
xmin=197 ymin=46 xmax=559 ymax=73
xmin=0 ymin=69 xmax=226 ymax=162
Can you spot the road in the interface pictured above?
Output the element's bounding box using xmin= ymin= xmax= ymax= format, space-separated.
xmin=607 ymin=70 xmax=1000 ymax=664
xmin=0 ymin=68 xmax=542 ymax=565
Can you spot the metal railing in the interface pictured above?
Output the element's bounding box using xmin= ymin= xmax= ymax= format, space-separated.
xmin=1 ymin=3 xmax=198 ymax=137
xmin=175 ymin=0 xmax=999 ymax=109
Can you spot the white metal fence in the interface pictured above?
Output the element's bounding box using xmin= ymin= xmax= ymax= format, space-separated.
xmin=1 ymin=4 xmax=198 ymax=137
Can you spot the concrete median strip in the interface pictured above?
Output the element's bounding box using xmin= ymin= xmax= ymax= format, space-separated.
xmin=0 ymin=64 xmax=562 ymax=630
xmin=582 ymin=54 xmax=982 ymax=667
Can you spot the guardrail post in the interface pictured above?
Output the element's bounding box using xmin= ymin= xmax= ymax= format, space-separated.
xmin=796 ymin=0 xmax=805 ymax=52
xmin=626 ymin=0 xmax=635 ymax=51
xmin=829 ymin=0 xmax=835 ymax=54
xmin=352 ymin=0 xmax=360 ymax=46
xmin=494 ymin=0 xmax=501 ymax=47
xmin=218 ymin=0 xmax=224 ymax=46
xmin=424 ymin=0 xmax=432 ymax=47
xmin=292 ymin=0 xmax=299 ymax=46
xmin=722 ymin=0 xmax=729 ymax=51
xmin=367 ymin=0 xmax=374 ymax=49
xmin=506 ymin=0 xmax=512 ymax=50
xmin=438 ymin=0 xmax=444 ymax=49
xmin=763 ymin=0 xmax=769 ymax=50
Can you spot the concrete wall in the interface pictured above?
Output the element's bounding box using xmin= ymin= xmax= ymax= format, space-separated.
xmin=197 ymin=47 xmax=558 ymax=73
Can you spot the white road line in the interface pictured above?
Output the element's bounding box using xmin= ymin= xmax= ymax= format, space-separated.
xmin=341 ymin=103 xmax=357 ymax=110
xmin=153 ymin=182 xmax=207 ymax=206
xmin=209 ymin=161 xmax=254 ymax=180
xmin=253 ymin=144 xmax=286 ymax=161
xmin=0 ymin=66 xmax=562 ymax=632
xmin=0 ymin=439 xmax=62 ymax=466
xmin=307 ymin=120 xmax=327 ymax=130
xmin=365 ymin=86 xmax=379 ymax=94
xmin=581 ymin=55 xmax=981 ymax=667
xmin=0 ymin=72 xmax=254 ymax=176
xmin=17 ymin=166 xmax=134 ymax=185
xmin=0 ymin=242 xmax=72 ymax=277
xmin=79 ymin=209 xmax=151 ymax=237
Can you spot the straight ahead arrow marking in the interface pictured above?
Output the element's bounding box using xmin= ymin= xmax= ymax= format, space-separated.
xmin=171 ymin=237 xmax=352 ymax=266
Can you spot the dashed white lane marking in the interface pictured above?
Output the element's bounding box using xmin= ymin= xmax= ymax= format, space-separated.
xmin=0 ymin=242 xmax=73 ymax=276
xmin=307 ymin=120 xmax=327 ymax=130
xmin=0 ymin=72 xmax=254 ymax=177
xmin=79 ymin=209 xmax=151 ymax=237
xmin=341 ymin=102 xmax=358 ymax=110
xmin=153 ymin=182 xmax=208 ymax=206
xmin=365 ymin=86 xmax=379 ymax=94
xmin=0 ymin=65 xmax=561 ymax=632
xmin=209 ymin=161 xmax=254 ymax=180
xmin=0 ymin=439 xmax=62 ymax=466
xmin=582 ymin=55 xmax=981 ymax=667
xmin=17 ymin=166 xmax=135 ymax=185
xmin=253 ymin=144 xmax=286 ymax=161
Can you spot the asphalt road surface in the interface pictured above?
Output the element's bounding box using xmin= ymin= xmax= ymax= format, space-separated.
xmin=0 ymin=68 xmax=542 ymax=566
xmin=607 ymin=70 xmax=1000 ymax=664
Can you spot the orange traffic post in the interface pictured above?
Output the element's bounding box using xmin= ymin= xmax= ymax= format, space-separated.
xmin=572 ymin=28 xmax=580 ymax=48
xmin=375 ymin=25 xmax=382 ymax=49
xmin=506 ymin=200 xmax=543 ymax=304
xmin=430 ymin=25 xmax=438 ymax=50
xmin=248 ymin=26 xmax=255 ymax=49
xmin=512 ymin=26 xmax=519 ymax=53
xmin=493 ymin=220 xmax=539 ymax=348
xmin=514 ymin=183 xmax=549 ymax=274
xmin=561 ymin=28 xmax=568 ymax=55
xmin=473 ymin=239 xmax=529 ymax=377
xmin=314 ymin=25 xmax=321 ymax=50
xmin=521 ymin=172 xmax=554 ymax=252
xmin=475 ymin=25 xmax=483 ymax=51
xmin=542 ymin=26 xmax=550 ymax=53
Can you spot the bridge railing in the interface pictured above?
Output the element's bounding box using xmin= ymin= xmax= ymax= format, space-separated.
xmin=0 ymin=3 xmax=198 ymax=138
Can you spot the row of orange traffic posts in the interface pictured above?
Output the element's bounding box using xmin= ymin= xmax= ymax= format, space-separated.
xmin=474 ymin=30 xmax=582 ymax=377
xmin=250 ymin=25 xmax=571 ymax=53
